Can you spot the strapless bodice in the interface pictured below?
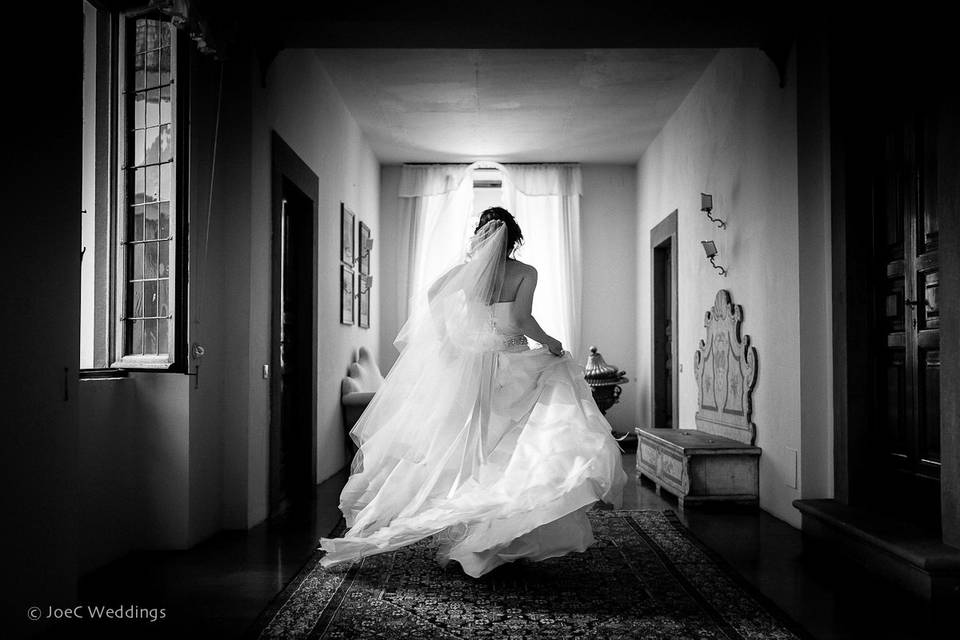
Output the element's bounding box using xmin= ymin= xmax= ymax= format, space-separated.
xmin=487 ymin=301 xmax=528 ymax=352
xmin=489 ymin=300 xmax=523 ymax=335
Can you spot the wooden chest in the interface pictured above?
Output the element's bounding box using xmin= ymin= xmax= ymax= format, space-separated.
xmin=636 ymin=427 xmax=760 ymax=509
xmin=638 ymin=289 xmax=762 ymax=510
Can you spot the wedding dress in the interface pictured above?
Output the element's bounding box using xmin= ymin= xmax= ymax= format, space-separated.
xmin=319 ymin=220 xmax=627 ymax=578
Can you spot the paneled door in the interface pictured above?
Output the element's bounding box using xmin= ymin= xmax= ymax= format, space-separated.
xmin=651 ymin=211 xmax=678 ymax=429
xmin=875 ymin=109 xmax=941 ymax=528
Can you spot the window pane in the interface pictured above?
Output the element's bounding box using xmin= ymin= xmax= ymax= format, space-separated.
xmin=132 ymin=205 xmax=144 ymax=241
xmin=159 ymin=202 xmax=170 ymax=238
xmin=144 ymin=319 xmax=158 ymax=355
xmin=136 ymin=20 xmax=147 ymax=54
xmin=145 ymin=126 xmax=159 ymax=165
xmin=131 ymin=280 xmax=143 ymax=316
xmin=160 ymin=86 xmax=171 ymax=124
xmin=134 ymin=91 xmax=145 ymax=130
xmin=158 ymin=278 xmax=169 ymax=315
xmin=145 ymin=165 xmax=159 ymax=202
xmin=135 ymin=54 xmax=145 ymax=91
xmin=133 ymin=244 xmax=144 ymax=279
xmin=124 ymin=16 xmax=176 ymax=363
xmin=129 ymin=320 xmax=142 ymax=355
xmin=145 ymin=242 xmax=158 ymax=278
xmin=146 ymin=88 xmax=160 ymax=128
xmin=146 ymin=50 xmax=159 ymax=89
xmin=145 ymin=204 xmax=158 ymax=240
xmin=159 ymin=240 xmax=169 ymax=276
xmin=134 ymin=168 xmax=145 ymax=204
xmin=134 ymin=129 xmax=145 ymax=166
xmin=159 ymin=318 xmax=168 ymax=354
xmin=160 ymin=47 xmax=170 ymax=87
xmin=144 ymin=279 xmax=157 ymax=316
xmin=159 ymin=124 xmax=172 ymax=162
xmin=159 ymin=163 xmax=170 ymax=202
xmin=146 ymin=19 xmax=157 ymax=51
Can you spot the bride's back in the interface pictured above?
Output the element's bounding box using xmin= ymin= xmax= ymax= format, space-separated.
xmin=498 ymin=259 xmax=533 ymax=303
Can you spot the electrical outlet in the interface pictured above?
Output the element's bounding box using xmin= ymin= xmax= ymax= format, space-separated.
xmin=786 ymin=447 xmax=798 ymax=489
xmin=262 ymin=364 xmax=270 ymax=380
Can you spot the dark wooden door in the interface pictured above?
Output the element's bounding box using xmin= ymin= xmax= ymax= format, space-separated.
xmin=651 ymin=211 xmax=678 ymax=429
xmin=270 ymin=179 xmax=315 ymax=516
xmin=874 ymin=109 xmax=941 ymax=528
xmin=653 ymin=241 xmax=674 ymax=428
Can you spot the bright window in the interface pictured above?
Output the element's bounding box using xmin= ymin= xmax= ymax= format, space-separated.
xmin=80 ymin=3 xmax=185 ymax=371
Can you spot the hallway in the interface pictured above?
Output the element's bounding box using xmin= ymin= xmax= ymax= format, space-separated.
xmin=51 ymin=453 xmax=942 ymax=639
xmin=8 ymin=5 xmax=960 ymax=638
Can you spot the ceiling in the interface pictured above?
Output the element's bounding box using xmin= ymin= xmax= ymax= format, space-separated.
xmin=314 ymin=48 xmax=717 ymax=164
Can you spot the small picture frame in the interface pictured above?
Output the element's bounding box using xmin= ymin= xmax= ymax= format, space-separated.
xmin=340 ymin=203 xmax=355 ymax=265
xmin=358 ymin=221 xmax=371 ymax=275
xmin=359 ymin=282 xmax=370 ymax=329
xmin=340 ymin=265 xmax=354 ymax=325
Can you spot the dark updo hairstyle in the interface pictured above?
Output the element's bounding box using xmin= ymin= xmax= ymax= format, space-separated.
xmin=475 ymin=206 xmax=524 ymax=255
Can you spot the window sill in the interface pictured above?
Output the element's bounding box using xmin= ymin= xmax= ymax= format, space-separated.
xmin=111 ymin=356 xmax=181 ymax=372
xmin=79 ymin=368 xmax=130 ymax=381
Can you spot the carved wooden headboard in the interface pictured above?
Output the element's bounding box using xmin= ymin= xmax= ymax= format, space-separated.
xmin=693 ymin=290 xmax=758 ymax=445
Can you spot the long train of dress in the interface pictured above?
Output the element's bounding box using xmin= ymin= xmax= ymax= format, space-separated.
xmin=320 ymin=303 xmax=628 ymax=577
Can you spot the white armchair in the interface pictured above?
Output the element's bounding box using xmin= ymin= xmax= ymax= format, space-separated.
xmin=340 ymin=346 xmax=384 ymax=457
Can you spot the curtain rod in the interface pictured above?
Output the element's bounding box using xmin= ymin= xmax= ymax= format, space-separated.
xmin=402 ymin=162 xmax=580 ymax=166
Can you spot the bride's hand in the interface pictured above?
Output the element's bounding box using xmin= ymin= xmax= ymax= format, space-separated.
xmin=546 ymin=338 xmax=564 ymax=357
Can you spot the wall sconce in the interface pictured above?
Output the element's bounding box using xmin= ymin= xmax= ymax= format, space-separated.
xmin=355 ymin=274 xmax=374 ymax=297
xmin=701 ymin=240 xmax=728 ymax=277
xmin=700 ymin=193 xmax=726 ymax=229
xmin=353 ymin=237 xmax=374 ymax=266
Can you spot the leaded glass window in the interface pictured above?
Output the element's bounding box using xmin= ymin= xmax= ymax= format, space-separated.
xmin=119 ymin=15 xmax=178 ymax=365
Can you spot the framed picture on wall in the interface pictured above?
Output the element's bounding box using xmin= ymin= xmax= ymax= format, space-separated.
xmin=340 ymin=265 xmax=354 ymax=325
xmin=340 ymin=203 xmax=355 ymax=265
xmin=359 ymin=286 xmax=370 ymax=328
xmin=358 ymin=221 xmax=371 ymax=275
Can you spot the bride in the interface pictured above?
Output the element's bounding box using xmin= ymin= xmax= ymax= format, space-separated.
xmin=320 ymin=207 xmax=627 ymax=578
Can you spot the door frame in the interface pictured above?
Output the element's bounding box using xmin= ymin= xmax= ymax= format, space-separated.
xmin=650 ymin=210 xmax=679 ymax=429
xmin=829 ymin=44 xmax=960 ymax=544
xmin=270 ymin=131 xmax=319 ymax=512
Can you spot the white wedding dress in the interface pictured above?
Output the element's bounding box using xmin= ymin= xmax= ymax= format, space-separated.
xmin=319 ymin=221 xmax=627 ymax=578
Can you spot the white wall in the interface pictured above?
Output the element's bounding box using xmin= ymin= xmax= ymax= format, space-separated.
xmin=580 ymin=165 xmax=638 ymax=433
xmin=267 ymin=49 xmax=382 ymax=485
xmin=635 ymin=49 xmax=803 ymax=526
xmin=78 ymin=379 xmax=138 ymax=572
xmin=378 ymin=165 xmax=403 ymax=374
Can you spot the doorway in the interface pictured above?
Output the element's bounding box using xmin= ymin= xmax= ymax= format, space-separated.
xmin=270 ymin=133 xmax=319 ymax=517
xmin=870 ymin=108 xmax=942 ymax=529
xmin=651 ymin=211 xmax=678 ymax=429
xmin=830 ymin=44 xmax=960 ymax=539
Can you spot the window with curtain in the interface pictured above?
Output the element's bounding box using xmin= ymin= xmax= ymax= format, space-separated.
xmin=397 ymin=163 xmax=583 ymax=357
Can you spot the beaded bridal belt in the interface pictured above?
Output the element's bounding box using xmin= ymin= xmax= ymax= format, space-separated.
xmin=496 ymin=334 xmax=529 ymax=352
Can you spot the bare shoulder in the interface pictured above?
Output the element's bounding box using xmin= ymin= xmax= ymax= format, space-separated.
xmin=507 ymin=259 xmax=537 ymax=278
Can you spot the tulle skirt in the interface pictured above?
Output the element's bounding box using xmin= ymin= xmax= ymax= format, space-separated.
xmin=319 ymin=340 xmax=627 ymax=578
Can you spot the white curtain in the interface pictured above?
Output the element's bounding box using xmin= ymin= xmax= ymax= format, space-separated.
xmin=396 ymin=164 xmax=474 ymax=322
xmin=501 ymin=164 xmax=583 ymax=359
xmin=397 ymin=162 xmax=582 ymax=357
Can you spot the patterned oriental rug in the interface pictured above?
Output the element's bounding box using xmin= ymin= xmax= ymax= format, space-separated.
xmin=248 ymin=510 xmax=810 ymax=640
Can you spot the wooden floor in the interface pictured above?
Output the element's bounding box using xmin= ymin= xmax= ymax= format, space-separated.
xmin=51 ymin=453 xmax=950 ymax=639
